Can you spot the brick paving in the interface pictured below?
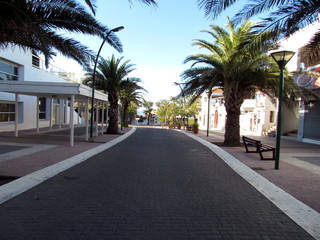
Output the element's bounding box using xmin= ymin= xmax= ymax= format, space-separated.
xmin=196 ymin=129 xmax=320 ymax=213
xmin=0 ymin=128 xmax=314 ymax=239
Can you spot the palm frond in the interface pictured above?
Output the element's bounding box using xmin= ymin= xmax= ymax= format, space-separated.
xmin=197 ymin=0 xmax=238 ymax=18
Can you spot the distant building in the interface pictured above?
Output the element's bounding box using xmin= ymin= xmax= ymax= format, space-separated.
xmin=197 ymin=89 xmax=277 ymax=136
xmin=276 ymin=20 xmax=320 ymax=144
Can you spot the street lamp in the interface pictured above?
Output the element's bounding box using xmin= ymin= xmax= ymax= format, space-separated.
xmin=270 ymin=50 xmax=295 ymax=169
xmin=90 ymin=26 xmax=124 ymax=141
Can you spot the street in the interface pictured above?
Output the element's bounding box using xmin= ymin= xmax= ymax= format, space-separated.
xmin=0 ymin=128 xmax=314 ymax=239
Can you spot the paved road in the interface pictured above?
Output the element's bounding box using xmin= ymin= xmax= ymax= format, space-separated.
xmin=0 ymin=128 xmax=314 ymax=239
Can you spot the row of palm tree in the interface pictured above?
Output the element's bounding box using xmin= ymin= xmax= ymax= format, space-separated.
xmin=180 ymin=19 xmax=303 ymax=146
xmin=1 ymin=0 xmax=153 ymax=135
xmin=83 ymin=55 xmax=146 ymax=134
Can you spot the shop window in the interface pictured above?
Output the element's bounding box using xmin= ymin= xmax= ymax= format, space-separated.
xmin=0 ymin=60 xmax=18 ymax=81
xmin=39 ymin=97 xmax=47 ymax=119
xmin=0 ymin=103 xmax=15 ymax=122
xmin=269 ymin=111 xmax=274 ymax=123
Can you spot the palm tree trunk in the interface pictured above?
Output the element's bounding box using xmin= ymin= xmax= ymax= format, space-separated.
xmin=224 ymin=96 xmax=243 ymax=146
xmin=106 ymin=92 xmax=119 ymax=134
xmin=123 ymin=102 xmax=129 ymax=127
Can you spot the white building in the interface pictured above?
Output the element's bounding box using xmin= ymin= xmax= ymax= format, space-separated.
xmin=198 ymin=20 xmax=320 ymax=143
xmin=276 ymin=20 xmax=320 ymax=144
xmin=198 ymin=89 xmax=277 ymax=136
xmin=0 ymin=46 xmax=108 ymax=146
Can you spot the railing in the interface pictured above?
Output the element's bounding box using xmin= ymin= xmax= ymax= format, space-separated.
xmin=32 ymin=53 xmax=76 ymax=82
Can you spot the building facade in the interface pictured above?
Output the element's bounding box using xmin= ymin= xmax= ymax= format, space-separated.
xmin=0 ymin=46 xmax=108 ymax=146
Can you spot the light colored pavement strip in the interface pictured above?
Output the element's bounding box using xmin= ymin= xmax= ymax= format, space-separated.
xmin=0 ymin=142 xmax=57 ymax=163
xmin=282 ymin=153 xmax=320 ymax=176
xmin=182 ymin=131 xmax=320 ymax=240
xmin=0 ymin=128 xmax=136 ymax=205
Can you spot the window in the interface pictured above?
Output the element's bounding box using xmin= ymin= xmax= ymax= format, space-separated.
xmin=0 ymin=61 xmax=18 ymax=81
xmin=0 ymin=103 xmax=15 ymax=122
xmin=39 ymin=98 xmax=47 ymax=119
xmin=269 ymin=111 xmax=274 ymax=123
xmin=32 ymin=52 xmax=40 ymax=68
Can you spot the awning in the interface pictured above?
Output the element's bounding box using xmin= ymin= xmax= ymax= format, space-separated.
xmin=0 ymin=81 xmax=108 ymax=146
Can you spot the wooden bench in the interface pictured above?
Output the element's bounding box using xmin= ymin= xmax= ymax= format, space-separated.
xmin=242 ymin=136 xmax=275 ymax=160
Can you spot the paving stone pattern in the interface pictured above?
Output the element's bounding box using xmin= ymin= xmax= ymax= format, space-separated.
xmin=0 ymin=145 xmax=30 ymax=154
xmin=0 ymin=128 xmax=314 ymax=240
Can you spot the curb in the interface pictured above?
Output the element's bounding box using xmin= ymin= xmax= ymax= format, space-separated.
xmin=0 ymin=128 xmax=137 ymax=205
xmin=180 ymin=130 xmax=320 ymax=240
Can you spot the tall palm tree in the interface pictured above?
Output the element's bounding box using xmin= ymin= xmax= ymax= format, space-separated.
xmin=181 ymin=19 xmax=300 ymax=145
xmin=83 ymin=55 xmax=136 ymax=134
xmin=0 ymin=0 xmax=122 ymax=67
xmin=120 ymin=78 xmax=146 ymax=127
xmin=143 ymin=100 xmax=154 ymax=125
xmin=197 ymin=0 xmax=320 ymax=66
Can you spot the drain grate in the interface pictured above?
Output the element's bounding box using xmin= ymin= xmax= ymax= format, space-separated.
xmin=251 ymin=167 xmax=266 ymax=171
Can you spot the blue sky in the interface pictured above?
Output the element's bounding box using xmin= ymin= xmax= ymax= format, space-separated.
xmin=54 ymin=0 xmax=247 ymax=103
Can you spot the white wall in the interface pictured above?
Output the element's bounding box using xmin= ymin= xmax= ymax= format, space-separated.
xmin=0 ymin=46 xmax=79 ymax=132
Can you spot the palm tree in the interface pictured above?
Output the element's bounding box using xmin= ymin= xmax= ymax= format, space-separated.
xmin=0 ymin=0 xmax=122 ymax=67
xmin=120 ymin=77 xmax=146 ymax=127
xmin=143 ymin=100 xmax=154 ymax=125
xmin=181 ymin=19 xmax=300 ymax=146
xmin=83 ymin=55 xmax=136 ymax=134
xmin=197 ymin=0 xmax=320 ymax=66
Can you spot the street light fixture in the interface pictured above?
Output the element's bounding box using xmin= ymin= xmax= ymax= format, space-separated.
xmin=90 ymin=26 xmax=124 ymax=142
xmin=270 ymin=50 xmax=295 ymax=169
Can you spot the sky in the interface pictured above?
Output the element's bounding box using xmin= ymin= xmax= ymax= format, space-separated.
xmin=53 ymin=0 xmax=247 ymax=103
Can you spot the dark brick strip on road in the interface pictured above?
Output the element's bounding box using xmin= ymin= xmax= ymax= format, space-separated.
xmin=0 ymin=128 xmax=314 ymax=239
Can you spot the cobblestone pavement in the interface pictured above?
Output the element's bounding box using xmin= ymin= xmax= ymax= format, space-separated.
xmin=0 ymin=128 xmax=314 ymax=239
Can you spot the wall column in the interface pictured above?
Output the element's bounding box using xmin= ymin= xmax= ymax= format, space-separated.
xmin=101 ymin=102 xmax=105 ymax=134
xmin=36 ymin=96 xmax=39 ymax=133
xmin=95 ymin=101 xmax=99 ymax=136
xmin=49 ymin=98 xmax=53 ymax=131
xmin=85 ymin=98 xmax=89 ymax=141
xmin=70 ymin=95 xmax=75 ymax=147
xmin=14 ymin=94 xmax=19 ymax=137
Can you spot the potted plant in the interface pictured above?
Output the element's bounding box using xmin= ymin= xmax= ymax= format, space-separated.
xmin=192 ymin=122 xmax=199 ymax=134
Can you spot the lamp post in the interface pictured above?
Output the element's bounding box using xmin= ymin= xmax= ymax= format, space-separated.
xmin=90 ymin=26 xmax=124 ymax=141
xmin=174 ymin=82 xmax=186 ymax=128
xmin=270 ymin=50 xmax=295 ymax=169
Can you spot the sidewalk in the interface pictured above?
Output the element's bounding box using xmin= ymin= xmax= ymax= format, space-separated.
xmin=196 ymin=129 xmax=320 ymax=213
xmin=0 ymin=125 xmax=319 ymax=215
xmin=0 ymin=125 xmax=131 ymax=183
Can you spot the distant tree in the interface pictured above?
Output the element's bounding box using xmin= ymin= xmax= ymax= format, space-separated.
xmin=143 ymin=100 xmax=154 ymax=125
xmin=120 ymin=78 xmax=146 ymax=127
xmin=128 ymin=102 xmax=139 ymax=124
xmin=83 ymin=55 xmax=136 ymax=134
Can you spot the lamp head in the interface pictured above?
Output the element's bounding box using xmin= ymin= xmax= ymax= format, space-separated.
xmin=270 ymin=50 xmax=295 ymax=70
xmin=111 ymin=26 xmax=124 ymax=33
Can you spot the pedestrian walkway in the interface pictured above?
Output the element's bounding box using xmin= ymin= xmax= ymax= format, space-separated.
xmin=195 ymin=129 xmax=320 ymax=213
xmin=0 ymin=128 xmax=316 ymax=239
